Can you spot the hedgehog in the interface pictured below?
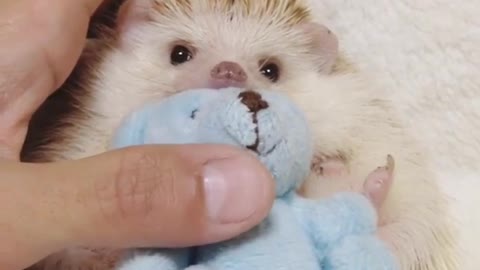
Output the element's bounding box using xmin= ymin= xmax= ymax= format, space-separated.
xmin=21 ymin=1 xmax=457 ymax=270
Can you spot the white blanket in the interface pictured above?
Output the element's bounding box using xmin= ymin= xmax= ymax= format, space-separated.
xmin=309 ymin=0 xmax=480 ymax=268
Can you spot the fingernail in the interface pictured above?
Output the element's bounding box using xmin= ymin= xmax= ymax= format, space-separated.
xmin=202 ymin=155 xmax=272 ymax=224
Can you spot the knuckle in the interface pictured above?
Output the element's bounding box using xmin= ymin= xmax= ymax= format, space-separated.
xmin=94 ymin=147 xmax=180 ymax=222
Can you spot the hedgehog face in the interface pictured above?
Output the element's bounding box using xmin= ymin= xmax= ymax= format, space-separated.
xmin=113 ymin=0 xmax=339 ymax=97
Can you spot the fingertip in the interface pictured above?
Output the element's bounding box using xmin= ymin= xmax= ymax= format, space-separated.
xmin=199 ymin=151 xmax=275 ymax=243
xmin=203 ymin=153 xmax=274 ymax=224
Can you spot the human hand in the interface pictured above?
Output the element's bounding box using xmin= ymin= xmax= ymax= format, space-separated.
xmin=0 ymin=1 xmax=275 ymax=269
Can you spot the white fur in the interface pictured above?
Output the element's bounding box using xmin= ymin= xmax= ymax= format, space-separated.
xmin=117 ymin=253 xmax=173 ymax=270
xmin=32 ymin=1 xmax=465 ymax=269
xmin=281 ymin=72 xmax=456 ymax=270
xmin=45 ymin=0 xmax=338 ymax=161
xmin=306 ymin=0 xmax=480 ymax=269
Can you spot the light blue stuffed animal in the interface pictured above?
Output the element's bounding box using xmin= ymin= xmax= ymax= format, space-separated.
xmin=111 ymin=88 xmax=399 ymax=270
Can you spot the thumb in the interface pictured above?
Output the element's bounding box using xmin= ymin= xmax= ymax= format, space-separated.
xmin=0 ymin=144 xmax=274 ymax=269
xmin=59 ymin=144 xmax=275 ymax=247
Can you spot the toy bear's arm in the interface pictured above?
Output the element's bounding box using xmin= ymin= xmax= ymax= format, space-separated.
xmin=321 ymin=233 xmax=400 ymax=270
xmin=289 ymin=193 xmax=378 ymax=251
xmin=290 ymin=194 xmax=399 ymax=269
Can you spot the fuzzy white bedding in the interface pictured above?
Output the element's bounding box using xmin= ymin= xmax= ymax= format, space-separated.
xmin=308 ymin=0 xmax=480 ymax=269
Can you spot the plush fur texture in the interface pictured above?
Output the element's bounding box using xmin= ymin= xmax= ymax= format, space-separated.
xmin=20 ymin=0 xmax=458 ymax=269
xmin=110 ymin=87 xmax=398 ymax=270
xmin=110 ymin=88 xmax=313 ymax=196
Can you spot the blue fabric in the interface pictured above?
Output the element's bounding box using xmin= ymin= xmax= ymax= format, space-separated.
xmin=112 ymin=88 xmax=399 ymax=270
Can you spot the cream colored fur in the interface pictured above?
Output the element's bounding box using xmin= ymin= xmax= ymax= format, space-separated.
xmin=32 ymin=1 xmax=462 ymax=269
xmin=280 ymin=71 xmax=457 ymax=270
xmin=42 ymin=1 xmax=337 ymax=161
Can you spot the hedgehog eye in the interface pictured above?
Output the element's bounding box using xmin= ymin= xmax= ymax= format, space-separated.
xmin=171 ymin=45 xmax=193 ymax=65
xmin=259 ymin=61 xmax=280 ymax=82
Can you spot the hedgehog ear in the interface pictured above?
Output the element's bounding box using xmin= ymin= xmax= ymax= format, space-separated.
xmin=300 ymin=22 xmax=339 ymax=74
xmin=115 ymin=0 xmax=154 ymax=42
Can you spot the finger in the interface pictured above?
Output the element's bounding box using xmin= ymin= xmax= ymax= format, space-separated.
xmin=0 ymin=144 xmax=274 ymax=269
xmin=59 ymin=145 xmax=275 ymax=247
xmin=0 ymin=0 xmax=107 ymax=107
xmin=0 ymin=0 xmax=108 ymax=159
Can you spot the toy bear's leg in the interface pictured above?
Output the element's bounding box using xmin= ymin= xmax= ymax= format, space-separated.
xmin=362 ymin=155 xmax=394 ymax=210
xmin=323 ymin=234 xmax=399 ymax=270
xmin=116 ymin=249 xmax=189 ymax=270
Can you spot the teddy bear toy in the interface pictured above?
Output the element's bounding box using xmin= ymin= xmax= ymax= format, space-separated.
xmin=110 ymin=87 xmax=399 ymax=270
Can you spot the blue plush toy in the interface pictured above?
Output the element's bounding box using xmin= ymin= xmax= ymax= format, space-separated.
xmin=111 ymin=88 xmax=399 ymax=270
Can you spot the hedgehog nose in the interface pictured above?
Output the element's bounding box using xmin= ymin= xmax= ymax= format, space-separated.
xmin=238 ymin=90 xmax=269 ymax=113
xmin=210 ymin=61 xmax=248 ymax=89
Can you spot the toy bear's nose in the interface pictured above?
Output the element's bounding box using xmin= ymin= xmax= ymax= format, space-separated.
xmin=237 ymin=90 xmax=269 ymax=153
xmin=238 ymin=90 xmax=269 ymax=113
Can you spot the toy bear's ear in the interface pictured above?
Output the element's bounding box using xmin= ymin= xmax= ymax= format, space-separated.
xmin=299 ymin=22 xmax=339 ymax=74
